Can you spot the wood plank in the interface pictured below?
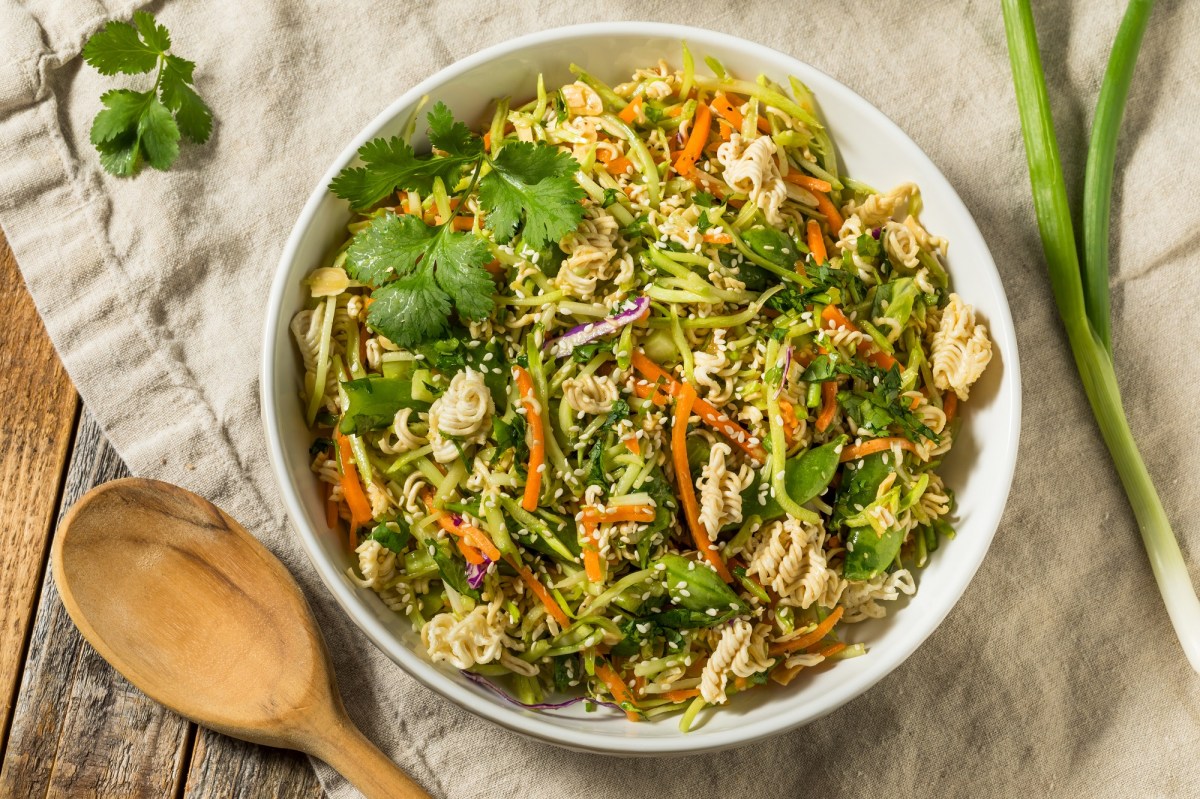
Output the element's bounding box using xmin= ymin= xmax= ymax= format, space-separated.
xmin=0 ymin=409 xmax=323 ymax=797
xmin=0 ymin=233 xmax=79 ymax=754
xmin=182 ymin=730 xmax=323 ymax=799
xmin=0 ymin=411 xmax=191 ymax=798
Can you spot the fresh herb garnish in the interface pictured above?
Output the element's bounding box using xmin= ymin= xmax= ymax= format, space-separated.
xmin=82 ymin=12 xmax=212 ymax=176
xmin=332 ymin=103 xmax=586 ymax=346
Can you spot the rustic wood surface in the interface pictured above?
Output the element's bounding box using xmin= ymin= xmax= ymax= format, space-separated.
xmin=0 ymin=233 xmax=324 ymax=798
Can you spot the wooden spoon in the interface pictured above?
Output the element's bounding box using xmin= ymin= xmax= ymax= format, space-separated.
xmin=51 ymin=477 xmax=429 ymax=799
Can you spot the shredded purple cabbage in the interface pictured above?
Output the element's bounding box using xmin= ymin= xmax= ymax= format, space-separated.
xmin=544 ymin=296 xmax=650 ymax=358
xmin=871 ymin=227 xmax=881 ymax=239
xmin=461 ymin=670 xmax=622 ymax=713
xmin=465 ymin=557 xmax=490 ymax=590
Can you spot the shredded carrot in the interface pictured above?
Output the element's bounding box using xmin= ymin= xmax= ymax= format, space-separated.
xmin=709 ymin=92 xmax=770 ymax=135
xmin=806 ymin=219 xmax=827 ymax=265
xmin=673 ymin=102 xmax=712 ymax=175
xmin=632 ymin=379 xmax=670 ymax=407
xmin=513 ymin=366 xmax=545 ymax=511
xmin=778 ymin=397 xmax=800 ymax=443
xmin=733 ymin=676 xmax=748 ymax=691
xmin=660 ymin=687 xmax=701 ymax=703
xmin=838 ymin=436 xmax=920 ymax=463
xmin=672 ymin=382 xmax=734 ymax=582
xmin=449 ymin=216 xmax=475 ymax=231
xmin=666 ymin=105 xmax=684 ymax=117
xmin=768 ymin=607 xmax=844 ymax=656
xmin=604 ymin=155 xmax=633 ymax=176
xmin=483 ymin=259 xmax=504 ymax=277
xmin=631 ymin=352 xmax=766 ymax=463
xmin=618 ymin=95 xmax=643 ymax=124
xmin=582 ymin=505 xmax=657 ymax=524
xmin=623 ymin=435 xmax=641 ymax=456
xmin=820 ymin=304 xmax=897 ymax=370
xmin=701 ymin=231 xmax=733 ymax=244
xmin=943 ymin=392 xmax=959 ymax=424
xmin=815 ymin=380 xmax=838 ymax=433
xmin=595 ymin=661 xmax=640 ymax=722
xmin=322 ymin=481 xmax=340 ymax=530
xmin=814 ymin=190 xmax=844 ymax=233
xmin=508 ymin=558 xmax=570 ymax=628
xmin=580 ymin=519 xmax=603 ymax=582
xmin=335 ymin=433 xmax=373 ymax=530
xmin=782 ymin=172 xmax=834 ymax=194
xmin=422 ymin=493 xmax=499 ymax=562
xmin=814 ymin=641 xmax=847 ymax=659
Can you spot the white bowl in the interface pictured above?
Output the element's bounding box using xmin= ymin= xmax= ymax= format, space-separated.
xmin=262 ymin=22 xmax=1021 ymax=755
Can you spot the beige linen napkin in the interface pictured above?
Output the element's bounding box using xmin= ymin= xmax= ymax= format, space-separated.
xmin=3 ymin=1 xmax=1199 ymax=796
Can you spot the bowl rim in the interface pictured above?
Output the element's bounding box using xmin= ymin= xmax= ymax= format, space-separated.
xmin=262 ymin=20 xmax=1022 ymax=755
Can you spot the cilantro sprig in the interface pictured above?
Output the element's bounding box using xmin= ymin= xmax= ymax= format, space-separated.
xmin=333 ymin=103 xmax=586 ymax=347
xmin=82 ymin=12 xmax=212 ymax=176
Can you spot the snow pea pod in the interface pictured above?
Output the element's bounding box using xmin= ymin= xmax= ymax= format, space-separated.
xmin=654 ymin=554 xmax=745 ymax=618
xmin=739 ymin=435 xmax=847 ymax=524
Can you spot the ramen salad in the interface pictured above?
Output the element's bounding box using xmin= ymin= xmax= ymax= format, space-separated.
xmin=291 ymin=47 xmax=992 ymax=728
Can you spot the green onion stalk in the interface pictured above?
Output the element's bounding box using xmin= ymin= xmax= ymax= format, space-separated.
xmin=1003 ymin=0 xmax=1200 ymax=673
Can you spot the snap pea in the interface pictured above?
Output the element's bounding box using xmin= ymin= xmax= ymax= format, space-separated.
xmin=654 ymin=554 xmax=745 ymax=619
xmin=739 ymin=435 xmax=847 ymax=523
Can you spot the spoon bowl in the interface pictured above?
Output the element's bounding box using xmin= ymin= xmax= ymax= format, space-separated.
xmin=52 ymin=477 xmax=428 ymax=799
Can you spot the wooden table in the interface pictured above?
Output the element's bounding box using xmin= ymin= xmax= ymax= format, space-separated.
xmin=0 ymin=233 xmax=324 ymax=797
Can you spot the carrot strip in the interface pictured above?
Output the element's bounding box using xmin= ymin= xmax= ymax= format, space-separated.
xmin=335 ymin=433 xmax=373 ymax=530
xmin=513 ymin=366 xmax=545 ymax=511
xmin=814 ymin=191 xmax=844 ymax=233
xmin=783 ymin=172 xmax=833 ymax=194
xmin=322 ymin=481 xmax=340 ymax=530
xmin=838 ymin=436 xmax=920 ymax=463
xmin=604 ymin=156 xmax=633 ymax=175
xmin=701 ymin=231 xmax=733 ymax=244
xmin=673 ymin=102 xmax=712 ymax=175
xmin=814 ymin=642 xmax=847 ymax=659
xmin=422 ymin=494 xmax=499 ymax=562
xmin=508 ymin=558 xmax=570 ymax=627
xmin=483 ymin=259 xmax=504 ymax=277
xmin=815 ymin=381 xmax=838 ymax=433
xmin=710 ymin=92 xmax=770 ymax=134
xmin=618 ymin=95 xmax=643 ymax=124
xmin=580 ymin=520 xmax=603 ymax=582
xmin=943 ymin=392 xmax=959 ymax=424
xmin=806 ymin=219 xmax=827 ymax=265
xmin=450 ymin=216 xmax=475 ymax=231
xmin=582 ymin=505 xmax=656 ymax=524
xmin=672 ymin=383 xmax=733 ymax=582
xmin=630 ymin=352 xmax=766 ymax=463
xmin=768 ymin=607 xmax=844 ymax=656
xmin=659 ymin=688 xmax=701 ymax=703
xmin=778 ymin=396 xmax=800 ymax=444
xmin=482 ymin=131 xmax=491 ymax=150
xmin=632 ymin=379 xmax=670 ymax=407
xmin=595 ymin=662 xmax=640 ymax=722
xmin=820 ymin=305 xmax=897 ymax=370
xmin=623 ymin=435 xmax=641 ymax=456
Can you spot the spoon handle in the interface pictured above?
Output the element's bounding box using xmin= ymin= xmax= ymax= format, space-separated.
xmin=310 ymin=714 xmax=431 ymax=799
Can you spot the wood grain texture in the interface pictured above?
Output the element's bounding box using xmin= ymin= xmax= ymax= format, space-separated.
xmin=0 ymin=234 xmax=79 ymax=754
xmin=52 ymin=477 xmax=428 ymax=799
xmin=183 ymin=730 xmax=323 ymax=799
xmin=0 ymin=411 xmax=191 ymax=799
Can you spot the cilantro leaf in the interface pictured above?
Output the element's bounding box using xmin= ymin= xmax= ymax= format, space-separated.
xmin=132 ymin=10 xmax=171 ymax=53
xmin=82 ymin=18 xmax=161 ymax=75
xmin=368 ymin=275 xmax=452 ymax=347
xmin=479 ymin=142 xmax=585 ymax=247
xmin=350 ymin=212 xmax=495 ymax=346
xmin=330 ymin=103 xmax=483 ymax=211
xmin=346 ymin=212 xmax=434 ymax=286
xmin=83 ymin=13 xmax=211 ymax=175
xmin=159 ymin=55 xmax=212 ymax=143
xmin=427 ymin=230 xmax=495 ymax=319
xmin=426 ymin=101 xmax=482 ymax=159
xmin=88 ymin=89 xmax=179 ymax=175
